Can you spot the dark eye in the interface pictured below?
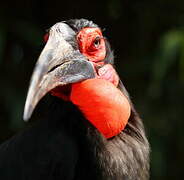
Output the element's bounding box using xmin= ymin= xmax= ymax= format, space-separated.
xmin=93 ymin=36 xmax=101 ymax=48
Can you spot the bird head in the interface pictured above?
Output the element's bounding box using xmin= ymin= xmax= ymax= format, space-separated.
xmin=23 ymin=19 xmax=131 ymax=138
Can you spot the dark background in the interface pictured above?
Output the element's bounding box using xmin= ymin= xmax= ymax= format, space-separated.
xmin=0 ymin=0 xmax=184 ymax=179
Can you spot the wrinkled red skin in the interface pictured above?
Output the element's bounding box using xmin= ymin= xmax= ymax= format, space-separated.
xmin=50 ymin=28 xmax=131 ymax=139
xmin=97 ymin=64 xmax=119 ymax=87
xmin=77 ymin=27 xmax=106 ymax=63
xmin=71 ymin=79 xmax=131 ymax=139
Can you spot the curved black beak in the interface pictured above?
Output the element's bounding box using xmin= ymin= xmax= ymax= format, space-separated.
xmin=23 ymin=22 xmax=95 ymax=121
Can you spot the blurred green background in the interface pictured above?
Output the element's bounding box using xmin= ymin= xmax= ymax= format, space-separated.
xmin=0 ymin=0 xmax=184 ymax=179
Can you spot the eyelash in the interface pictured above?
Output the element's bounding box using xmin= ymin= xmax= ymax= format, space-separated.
xmin=93 ymin=37 xmax=101 ymax=48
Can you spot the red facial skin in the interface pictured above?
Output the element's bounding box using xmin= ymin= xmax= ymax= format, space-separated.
xmin=50 ymin=27 xmax=131 ymax=139
xmin=77 ymin=27 xmax=106 ymax=63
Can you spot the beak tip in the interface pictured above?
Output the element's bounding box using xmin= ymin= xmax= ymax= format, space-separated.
xmin=23 ymin=104 xmax=33 ymax=122
xmin=23 ymin=115 xmax=29 ymax=122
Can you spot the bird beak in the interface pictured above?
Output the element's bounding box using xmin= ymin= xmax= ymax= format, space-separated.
xmin=23 ymin=23 xmax=95 ymax=121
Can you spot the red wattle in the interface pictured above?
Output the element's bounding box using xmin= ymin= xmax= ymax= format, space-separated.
xmin=70 ymin=79 xmax=131 ymax=139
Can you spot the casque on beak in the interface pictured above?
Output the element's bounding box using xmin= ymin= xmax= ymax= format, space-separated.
xmin=23 ymin=22 xmax=95 ymax=121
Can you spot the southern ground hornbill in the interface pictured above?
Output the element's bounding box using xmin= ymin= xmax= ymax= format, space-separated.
xmin=0 ymin=19 xmax=150 ymax=180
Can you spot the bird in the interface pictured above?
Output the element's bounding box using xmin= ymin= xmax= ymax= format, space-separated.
xmin=0 ymin=19 xmax=150 ymax=180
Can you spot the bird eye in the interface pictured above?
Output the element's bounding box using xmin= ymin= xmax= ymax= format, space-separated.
xmin=77 ymin=27 xmax=106 ymax=62
xmin=93 ymin=36 xmax=101 ymax=48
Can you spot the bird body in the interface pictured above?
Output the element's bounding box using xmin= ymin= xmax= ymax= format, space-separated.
xmin=0 ymin=19 xmax=150 ymax=180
